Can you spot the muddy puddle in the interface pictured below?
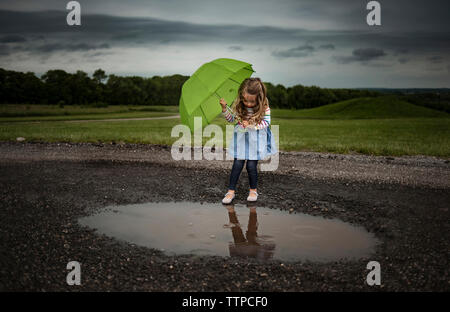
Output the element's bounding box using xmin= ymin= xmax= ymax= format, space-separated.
xmin=78 ymin=201 xmax=380 ymax=262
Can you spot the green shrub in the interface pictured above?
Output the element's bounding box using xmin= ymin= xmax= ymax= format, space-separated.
xmin=91 ymin=101 xmax=108 ymax=108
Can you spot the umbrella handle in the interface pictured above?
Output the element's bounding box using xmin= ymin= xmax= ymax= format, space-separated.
xmin=225 ymin=105 xmax=244 ymax=123
xmin=227 ymin=107 xmax=258 ymax=130
xmin=225 ymin=105 xmax=238 ymax=121
xmin=223 ymin=101 xmax=254 ymax=130
xmin=226 ymin=106 xmax=254 ymax=132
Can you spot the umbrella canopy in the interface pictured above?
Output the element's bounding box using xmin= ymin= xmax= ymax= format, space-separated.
xmin=179 ymin=58 xmax=255 ymax=132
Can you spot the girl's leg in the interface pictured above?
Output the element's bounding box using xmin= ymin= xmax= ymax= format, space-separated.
xmin=246 ymin=160 xmax=258 ymax=190
xmin=228 ymin=158 xmax=245 ymax=191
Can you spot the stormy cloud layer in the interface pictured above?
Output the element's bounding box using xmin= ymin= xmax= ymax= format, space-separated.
xmin=0 ymin=0 xmax=449 ymax=88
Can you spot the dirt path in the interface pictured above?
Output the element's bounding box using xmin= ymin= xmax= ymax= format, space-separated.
xmin=1 ymin=141 xmax=448 ymax=188
xmin=0 ymin=141 xmax=449 ymax=291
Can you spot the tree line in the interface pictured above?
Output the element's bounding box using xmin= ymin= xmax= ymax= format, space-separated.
xmin=0 ymin=67 xmax=380 ymax=109
xmin=400 ymin=93 xmax=450 ymax=114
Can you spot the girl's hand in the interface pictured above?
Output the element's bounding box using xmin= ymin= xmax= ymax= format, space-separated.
xmin=219 ymin=98 xmax=227 ymax=112
xmin=242 ymin=120 xmax=249 ymax=127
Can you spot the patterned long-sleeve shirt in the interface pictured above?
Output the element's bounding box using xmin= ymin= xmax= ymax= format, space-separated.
xmin=222 ymin=106 xmax=271 ymax=130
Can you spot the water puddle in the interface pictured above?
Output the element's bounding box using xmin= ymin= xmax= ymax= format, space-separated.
xmin=78 ymin=201 xmax=380 ymax=262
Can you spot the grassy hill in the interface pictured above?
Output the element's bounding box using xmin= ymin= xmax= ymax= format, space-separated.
xmin=272 ymin=95 xmax=450 ymax=119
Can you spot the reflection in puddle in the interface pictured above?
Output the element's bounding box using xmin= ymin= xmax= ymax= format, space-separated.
xmin=78 ymin=201 xmax=380 ymax=262
xmin=226 ymin=205 xmax=275 ymax=261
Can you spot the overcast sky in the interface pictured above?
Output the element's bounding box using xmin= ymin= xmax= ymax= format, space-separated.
xmin=0 ymin=0 xmax=449 ymax=88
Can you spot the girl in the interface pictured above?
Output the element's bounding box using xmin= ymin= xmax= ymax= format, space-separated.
xmin=219 ymin=77 xmax=277 ymax=204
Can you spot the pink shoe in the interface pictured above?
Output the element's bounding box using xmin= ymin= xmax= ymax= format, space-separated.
xmin=222 ymin=192 xmax=235 ymax=204
xmin=247 ymin=190 xmax=258 ymax=201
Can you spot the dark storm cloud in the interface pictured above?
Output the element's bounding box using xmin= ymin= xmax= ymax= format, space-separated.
xmin=86 ymin=51 xmax=114 ymax=57
xmin=333 ymin=48 xmax=387 ymax=64
xmin=1 ymin=8 xmax=449 ymax=56
xmin=34 ymin=42 xmax=110 ymax=53
xmin=31 ymin=35 xmax=46 ymax=41
xmin=0 ymin=43 xmax=10 ymax=55
xmin=0 ymin=1 xmax=448 ymax=87
xmin=353 ymin=48 xmax=386 ymax=60
xmin=318 ymin=44 xmax=335 ymax=50
xmin=289 ymin=0 xmax=450 ymax=32
xmin=0 ymin=34 xmax=26 ymax=43
xmin=428 ymin=56 xmax=443 ymax=64
xmin=394 ymin=48 xmax=409 ymax=55
xmin=0 ymin=4 xmax=449 ymax=68
xmin=1 ymin=0 xmax=450 ymax=33
xmin=272 ymin=44 xmax=315 ymax=58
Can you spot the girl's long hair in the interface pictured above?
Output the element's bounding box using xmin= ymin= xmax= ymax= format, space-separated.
xmin=230 ymin=77 xmax=269 ymax=125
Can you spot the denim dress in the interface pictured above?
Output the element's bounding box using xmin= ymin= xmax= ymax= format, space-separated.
xmin=223 ymin=107 xmax=278 ymax=160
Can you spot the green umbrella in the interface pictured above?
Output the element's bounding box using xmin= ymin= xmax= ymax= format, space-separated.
xmin=179 ymin=58 xmax=255 ymax=132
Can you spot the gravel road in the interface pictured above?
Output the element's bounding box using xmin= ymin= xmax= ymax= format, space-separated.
xmin=0 ymin=141 xmax=449 ymax=291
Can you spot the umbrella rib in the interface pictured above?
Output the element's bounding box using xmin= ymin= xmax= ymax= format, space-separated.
xmin=229 ymin=77 xmax=242 ymax=85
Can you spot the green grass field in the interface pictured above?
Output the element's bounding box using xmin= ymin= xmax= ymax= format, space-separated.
xmin=1 ymin=96 xmax=449 ymax=157
xmin=0 ymin=104 xmax=178 ymax=122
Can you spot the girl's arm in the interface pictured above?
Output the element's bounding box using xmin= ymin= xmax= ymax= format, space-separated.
xmin=222 ymin=106 xmax=247 ymax=129
xmin=222 ymin=106 xmax=235 ymax=123
xmin=254 ymin=106 xmax=271 ymax=130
